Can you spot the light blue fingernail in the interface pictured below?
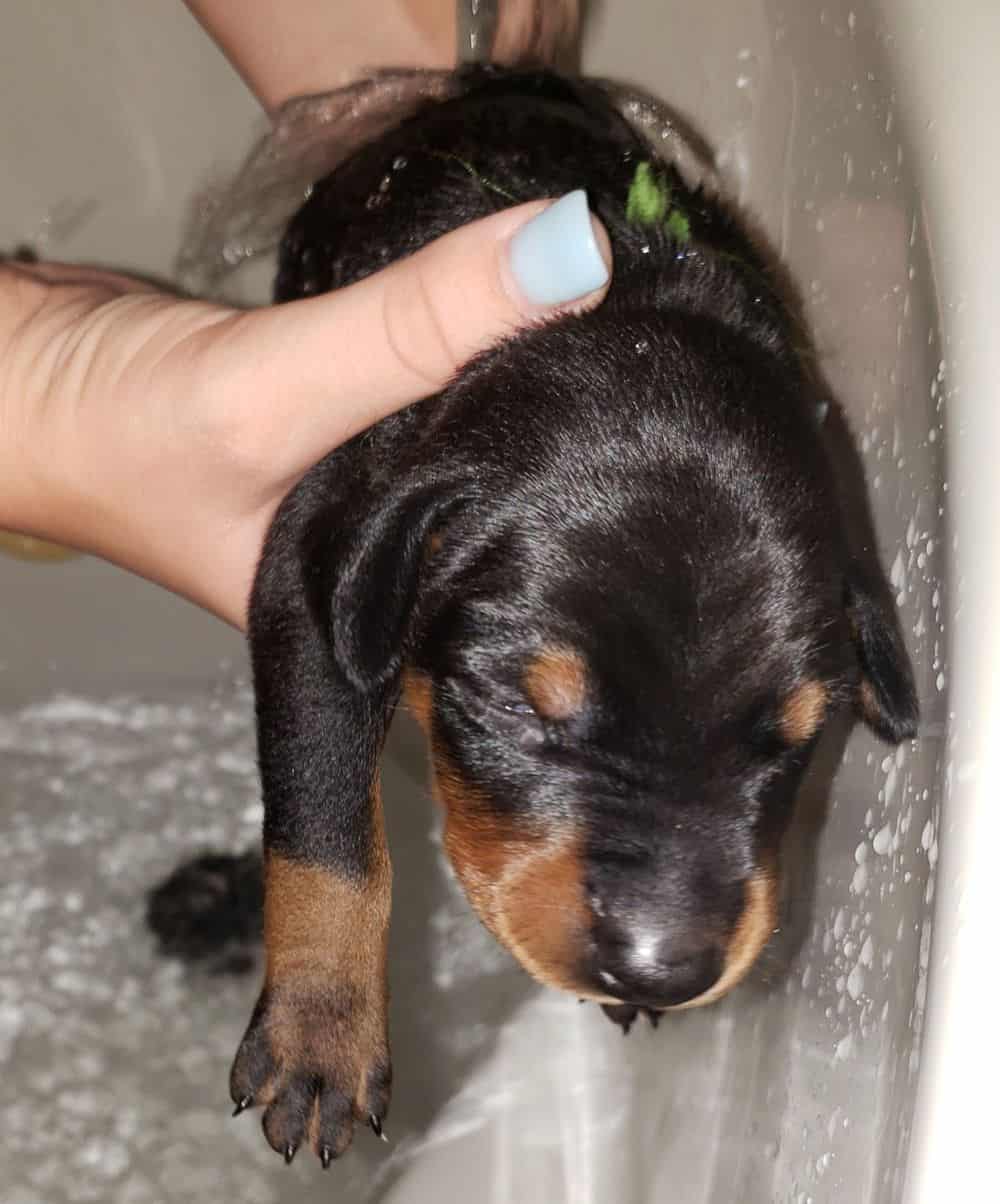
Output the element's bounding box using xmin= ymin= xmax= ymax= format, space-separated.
xmin=508 ymin=190 xmax=610 ymax=306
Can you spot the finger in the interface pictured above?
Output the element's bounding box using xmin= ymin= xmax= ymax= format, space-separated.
xmin=214 ymin=192 xmax=611 ymax=455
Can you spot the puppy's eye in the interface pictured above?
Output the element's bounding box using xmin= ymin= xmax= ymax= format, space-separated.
xmin=492 ymin=695 xmax=544 ymax=733
xmin=492 ymin=696 xmax=546 ymax=746
xmin=444 ymin=678 xmax=541 ymax=734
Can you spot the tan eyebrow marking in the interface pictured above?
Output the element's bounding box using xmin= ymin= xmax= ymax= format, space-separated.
xmin=779 ymin=679 xmax=828 ymax=745
xmin=523 ymin=646 xmax=588 ymax=721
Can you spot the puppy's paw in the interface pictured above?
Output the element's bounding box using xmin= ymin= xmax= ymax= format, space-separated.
xmin=600 ymin=1002 xmax=662 ymax=1035
xmin=231 ymin=982 xmax=391 ymax=1165
xmin=147 ymin=850 xmax=263 ymax=965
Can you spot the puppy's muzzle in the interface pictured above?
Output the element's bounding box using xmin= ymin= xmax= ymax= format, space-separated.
xmin=589 ymin=915 xmax=725 ymax=1009
xmin=584 ymin=863 xmax=778 ymax=1010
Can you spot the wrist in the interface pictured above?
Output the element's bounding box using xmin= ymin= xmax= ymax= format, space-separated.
xmin=0 ymin=264 xmax=213 ymax=561
xmin=0 ymin=261 xmax=262 ymax=626
xmin=0 ymin=266 xmax=63 ymax=540
xmin=185 ymin=0 xmax=457 ymax=114
xmin=0 ymin=265 xmax=135 ymax=550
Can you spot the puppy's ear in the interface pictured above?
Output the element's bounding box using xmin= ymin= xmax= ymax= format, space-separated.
xmin=325 ymin=478 xmax=466 ymax=693
xmin=845 ymin=566 xmax=919 ymax=744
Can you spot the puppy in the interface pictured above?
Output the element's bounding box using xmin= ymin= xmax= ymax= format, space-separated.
xmin=222 ymin=66 xmax=917 ymax=1166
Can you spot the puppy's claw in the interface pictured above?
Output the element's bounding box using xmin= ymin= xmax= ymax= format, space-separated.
xmin=320 ymin=1145 xmax=334 ymax=1169
xmin=283 ymin=1143 xmax=297 ymax=1165
xmin=600 ymin=1002 xmax=640 ymax=1035
xmin=370 ymin=1114 xmax=387 ymax=1142
xmin=231 ymin=1096 xmax=252 ymax=1117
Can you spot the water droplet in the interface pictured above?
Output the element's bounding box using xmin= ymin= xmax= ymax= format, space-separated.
xmin=834 ymin=1033 xmax=854 ymax=1062
xmin=392 ymin=155 xmax=408 ymax=171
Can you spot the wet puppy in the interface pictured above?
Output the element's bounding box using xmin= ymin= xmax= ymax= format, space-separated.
xmin=227 ymin=67 xmax=918 ymax=1165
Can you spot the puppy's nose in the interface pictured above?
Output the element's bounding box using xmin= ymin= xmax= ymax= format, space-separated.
xmin=593 ymin=923 xmax=723 ymax=1008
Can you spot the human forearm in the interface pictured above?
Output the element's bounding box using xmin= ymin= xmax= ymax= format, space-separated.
xmin=184 ymin=0 xmax=457 ymax=113
xmin=183 ymin=1 xmax=581 ymax=113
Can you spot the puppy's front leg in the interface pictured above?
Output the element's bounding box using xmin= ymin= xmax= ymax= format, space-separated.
xmin=232 ymin=559 xmax=393 ymax=1167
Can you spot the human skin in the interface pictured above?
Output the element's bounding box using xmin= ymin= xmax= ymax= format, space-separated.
xmin=0 ymin=0 xmax=604 ymax=630
xmin=186 ymin=0 xmax=580 ymax=112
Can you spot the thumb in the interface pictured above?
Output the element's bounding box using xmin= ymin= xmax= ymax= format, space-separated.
xmin=216 ymin=191 xmax=611 ymax=457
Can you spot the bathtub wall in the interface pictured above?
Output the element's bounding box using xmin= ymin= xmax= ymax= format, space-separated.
xmin=0 ymin=2 xmax=984 ymax=1201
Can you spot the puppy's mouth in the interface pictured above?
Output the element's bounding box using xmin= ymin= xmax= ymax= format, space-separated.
xmin=588 ymin=948 xmax=725 ymax=1011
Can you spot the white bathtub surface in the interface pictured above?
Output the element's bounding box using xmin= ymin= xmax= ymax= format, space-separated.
xmin=1 ymin=1 xmax=988 ymax=1201
xmin=875 ymin=3 xmax=1000 ymax=1201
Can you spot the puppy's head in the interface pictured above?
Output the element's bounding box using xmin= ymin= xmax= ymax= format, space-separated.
xmin=324 ymin=309 xmax=918 ymax=1011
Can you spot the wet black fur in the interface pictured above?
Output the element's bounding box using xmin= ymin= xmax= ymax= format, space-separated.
xmin=141 ymin=67 xmax=922 ymax=1142
xmin=147 ymin=850 xmax=262 ymax=974
xmin=105 ymin=73 xmax=916 ymax=1109
xmin=249 ymin=66 xmax=917 ymax=973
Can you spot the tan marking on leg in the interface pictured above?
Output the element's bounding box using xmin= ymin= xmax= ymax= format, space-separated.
xmin=262 ymin=777 xmax=391 ymax=1102
xmin=401 ymin=669 xmax=433 ymax=732
xmin=253 ymin=1077 xmax=279 ymax=1110
xmin=779 ymin=679 xmax=828 ymax=745
xmin=523 ymin=646 xmax=588 ymax=721
xmin=671 ymin=867 xmax=778 ymax=1010
xmin=307 ymin=1093 xmax=322 ymax=1152
xmin=264 ymin=839 xmax=390 ymax=986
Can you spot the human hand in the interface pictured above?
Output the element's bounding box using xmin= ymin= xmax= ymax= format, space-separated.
xmin=0 ymin=193 xmax=610 ymax=628
xmin=187 ymin=0 xmax=581 ymax=113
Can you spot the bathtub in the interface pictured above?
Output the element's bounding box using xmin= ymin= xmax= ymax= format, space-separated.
xmin=0 ymin=1 xmax=995 ymax=1201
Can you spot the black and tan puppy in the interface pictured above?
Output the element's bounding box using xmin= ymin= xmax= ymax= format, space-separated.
xmin=225 ymin=67 xmax=917 ymax=1165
